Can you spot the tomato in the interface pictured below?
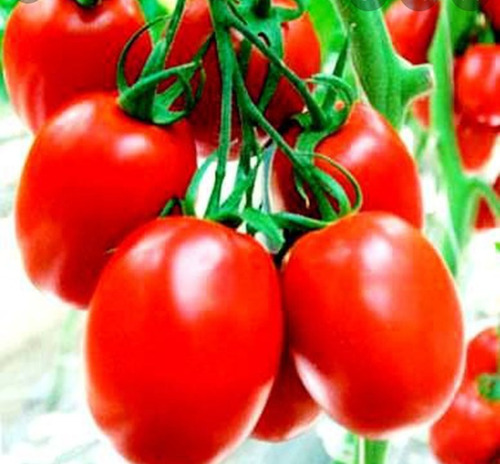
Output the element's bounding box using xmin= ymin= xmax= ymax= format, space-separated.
xmin=412 ymin=96 xmax=496 ymax=171
xmin=430 ymin=381 xmax=500 ymax=464
xmin=481 ymin=0 xmax=500 ymax=30
xmin=430 ymin=327 xmax=500 ymax=464
xmin=15 ymin=94 xmax=196 ymax=308
xmin=273 ymin=103 xmax=423 ymax=229
xmin=3 ymin=0 xmax=149 ymax=132
xmin=466 ymin=328 xmax=499 ymax=380
xmin=252 ymin=345 xmax=321 ymax=442
xmin=475 ymin=176 xmax=500 ymax=230
xmin=86 ymin=217 xmax=283 ymax=464
xmin=455 ymin=45 xmax=500 ymax=128
xmin=282 ymin=212 xmax=464 ymax=437
xmin=167 ymin=0 xmax=321 ymax=157
xmin=456 ymin=113 xmax=497 ymax=171
xmin=385 ymin=0 xmax=439 ymax=65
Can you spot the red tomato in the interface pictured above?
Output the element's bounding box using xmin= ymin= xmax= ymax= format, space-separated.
xmin=167 ymin=0 xmax=321 ymax=157
xmin=412 ymin=95 xmax=431 ymax=127
xmin=456 ymin=113 xmax=497 ymax=171
xmin=481 ymin=0 xmax=500 ymax=30
xmin=475 ymin=176 xmax=500 ymax=230
xmin=15 ymin=94 xmax=196 ymax=308
xmin=86 ymin=217 xmax=283 ymax=464
xmin=3 ymin=0 xmax=149 ymax=132
xmin=273 ymin=103 xmax=424 ymax=229
xmin=283 ymin=212 xmax=464 ymax=437
xmin=466 ymin=328 xmax=499 ymax=380
xmin=430 ymin=327 xmax=500 ymax=464
xmin=252 ymin=345 xmax=321 ymax=442
xmin=430 ymin=381 xmax=500 ymax=464
xmin=455 ymin=45 xmax=500 ymax=128
xmin=385 ymin=0 xmax=439 ymax=65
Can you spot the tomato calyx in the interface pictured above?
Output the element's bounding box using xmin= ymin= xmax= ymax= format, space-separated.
xmin=73 ymin=0 xmax=100 ymax=9
xmin=477 ymin=374 xmax=500 ymax=402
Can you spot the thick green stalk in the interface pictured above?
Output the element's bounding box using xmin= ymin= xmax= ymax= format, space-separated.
xmin=363 ymin=439 xmax=389 ymax=464
xmin=330 ymin=0 xmax=433 ymax=128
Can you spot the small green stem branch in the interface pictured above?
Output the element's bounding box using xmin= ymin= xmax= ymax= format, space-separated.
xmin=73 ymin=0 xmax=99 ymax=8
xmin=330 ymin=0 xmax=433 ymax=128
xmin=363 ymin=439 xmax=389 ymax=464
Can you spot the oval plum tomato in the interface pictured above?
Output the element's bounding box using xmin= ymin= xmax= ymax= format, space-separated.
xmin=252 ymin=345 xmax=321 ymax=442
xmin=456 ymin=113 xmax=497 ymax=171
xmin=283 ymin=212 xmax=464 ymax=437
xmin=3 ymin=0 xmax=149 ymax=132
xmin=15 ymin=94 xmax=196 ymax=308
xmin=430 ymin=381 xmax=500 ymax=464
xmin=475 ymin=176 xmax=499 ymax=230
xmin=385 ymin=0 xmax=439 ymax=64
xmin=86 ymin=217 xmax=283 ymax=464
xmin=455 ymin=44 xmax=500 ymax=128
xmin=273 ymin=103 xmax=423 ymax=228
xmin=481 ymin=0 xmax=500 ymax=30
xmin=167 ymin=0 xmax=321 ymax=157
xmin=466 ymin=328 xmax=499 ymax=380
xmin=430 ymin=327 xmax=500 ymax=464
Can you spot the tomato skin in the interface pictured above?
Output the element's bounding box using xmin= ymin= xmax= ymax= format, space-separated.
xmin=3 ymin=0 xmax=149 ymax=132
xmin=481 ymin=0 xmax=500 ymax=30
xmin=86 ymin=217 xmax=283 ymax=464
xmin=455 ymin=45 xmax=500 ymax=128
xmin=385 ymin=0 xmax=439 ymax=65
xmin=167 ymin=0 xmax=321 ymax=157
xmin=430 ymin=381 xmax=500 ymax=464
xmin=283 ymin=212 xmax=464 ymax=437
xmin=456 ymin=114 xmax=497 ymax=171
xmin=475 ymin=176 xmax=499 ymax=229
xmin=430 ymin=328 xmax=500 ymax=464
xmin=252 ymin=346 xmax=321 ymax=442
xmin=273 ymin=103 xmax=423 ymax=229
xmin=15 ymin=94 xmax=196 ymax=308
xmin=465 ymin=328 xmax=499 ymax=380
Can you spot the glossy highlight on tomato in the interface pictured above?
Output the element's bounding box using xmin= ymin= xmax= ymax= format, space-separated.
xmin=167 ymin=0 xmax=321 ymax=157
xmin=273 ymin=103 xmax=424 ymax=228
xmin=3 ymin=0 xmax=149 ymax=132
xmin=283 ymin=212 xmax=464 ymax=437
xmin=15 ymin=93 xmax=196 ymax=308
xmin=86 ymin=217 xmax=283 ymax=464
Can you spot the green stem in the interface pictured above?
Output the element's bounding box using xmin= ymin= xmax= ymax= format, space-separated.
xmin=205 ymin=0 xmax=235 ymax=217
xmin=363 ymin=439 xmax=389 ymax=464
xmin=226 ymin=11 xmax=327 ymax=130
xmin=330 ymin=0 xmax=433 ymax=128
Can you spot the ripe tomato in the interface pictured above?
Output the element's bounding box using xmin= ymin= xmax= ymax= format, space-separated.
xmin=456 ymin=113 xmax=497 ymax=171
xmin=273 ymin=103 xmax=423 ymax=229
xmin=475 ymin=176 xmax=500 ymax=230
xmin=86 ymin=217 xmax=283 ymax=464
xmin=385 ymin=0 xmax=439 ymax=65
xmin=167 ymin=0 xmax=321 ymax=157
xmin=283 ymin=212 xmax=464 ymax=437
xmin=252 ymin=345 xmax=321 ymax=442
xmin=430 ymin=327 xmax=500 ymax=464
xmin=3 ymin=0 xmax=149 ymax=132
xmin=455 ymin=44 xmax=500 ymax=128
xmin=465 ymin=327 xmax=499 ymax=380
xmin=481 ymin=0 xmax=500 ymax=30
xmin=15 ymin=93 xmax=196 ymax=308
xmin=430 ymin=381 xmax=500 ymax=464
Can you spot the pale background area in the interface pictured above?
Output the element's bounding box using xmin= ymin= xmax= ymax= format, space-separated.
xmin=0 ymin=107 xmax=498 ymax=463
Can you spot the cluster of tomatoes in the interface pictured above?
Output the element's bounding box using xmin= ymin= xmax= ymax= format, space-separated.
xmin=386 ymin=0 xmax=500 ymax=228
xmin=2 ymin=0 xmax=492 ymax=463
